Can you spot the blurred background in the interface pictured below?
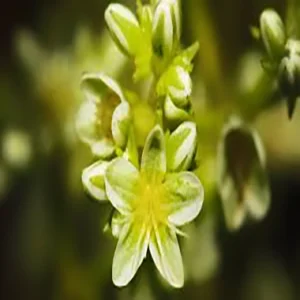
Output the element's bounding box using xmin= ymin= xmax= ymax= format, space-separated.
xmin=0 ymin=0 xmax=300 ymax=299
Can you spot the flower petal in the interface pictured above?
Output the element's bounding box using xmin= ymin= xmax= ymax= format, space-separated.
xmin=164 ymin=172 xmax=204 ymax=226
xmin=112 ymin=101 xmax=131 ymax=148
xmin=166 ymin=121 xmax=197 ymax=171
xmin=75 ymin=99 xmax=100 ymax=145
xmin=110 ymin=210 xmax=128 ymax=238
xmin=141 ymin=125 xmax=166 ymax=181
xmin=112 ymin=221 xmax=149 ymax=287
xmin=81 ymin=72 xmax=125 ymax=102
xmin=91 ymin=138 xmax=115 ymax=158
xmin=149 ymin=224 xmax=184 ymax=288
xmin=164 ymin=95 xmax=190 ymax=126
xmin=82 ymin=160 xmax=110 ymax=201
xmin=105 ymin=158 xmax=139 ymax=214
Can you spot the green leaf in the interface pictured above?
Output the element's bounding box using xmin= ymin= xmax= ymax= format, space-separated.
xmin=173 ymin=42 xmax=199 ymax=71
xmin=105 ymin=158 xmax=139 ymax=215
xmin=164 ymin=172 xmax=204 ymax=226
xmin=149 ymin=224 xmax=184 ymax=288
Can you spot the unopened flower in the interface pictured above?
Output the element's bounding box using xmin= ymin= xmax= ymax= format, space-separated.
xmin=278 ymin=39 xmax=300 ymax=118
xmin=76 ymin=73 xmax=131 ymax=158
xmin=105 ymin=4 xmax=142 ymax=56
xmin=152 ymin=1 xmax=174 ymax=59
xmin=164 ymin=95 xmax=190 ymax=125
xmin=260 ymin=8 xmax=286 ymax=61
xmin=217 ymin=118 xmax=270 ymax=230
xmin=166 ymin=121 xmax=197 ymax=171
xmin=104 ymin=125 xmax=204 ymax=287
xmin=157 ymin=65 xmax=192 ymax=107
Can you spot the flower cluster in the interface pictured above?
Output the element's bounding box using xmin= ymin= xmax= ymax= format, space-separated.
xmin=259 ymin=8 xmax=300 ymax=118
xmin=76 ymin=0 xmax=204 ymax=288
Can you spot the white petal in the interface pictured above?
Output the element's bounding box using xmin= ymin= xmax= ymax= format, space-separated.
xmin=164 ymin=172 xmax=204 ymax=226
xmin=149 ymin=224 xmax=184 ymax=288
xmin=82 ymin=160 xmax=110 ymax=201
xmin=91 ymin=138 xmax=115 ymax=158
xmin=75 ymin=99 xmax=100 ymax=145
xmin=112 ymin=102 xmax=131 ymax=148
xmin=81 ymin=72 xmax=125 ymax=102
xmin=141 ymin=125 xmax=166 ymax=180
xmin=112 ymin=221 xmax=150 ymax=287
xmin=105 ymin=158 xmax=139 ymax=214
xmin=167 ymin=121 xmax=197 ymax=171
xmin=164 ymin=95 xmax=190 ymax=124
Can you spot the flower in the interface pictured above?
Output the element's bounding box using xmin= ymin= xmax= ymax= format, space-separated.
xmin=217 ymin=117 xmax=270 ymax=230
xmin=104 ymin=125 xmax=204 ymax=287
xmin=76 ymin=73 xmax=131 ymax=158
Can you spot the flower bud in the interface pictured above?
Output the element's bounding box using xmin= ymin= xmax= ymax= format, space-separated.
xmin=168 ymin=0 xmax=181 ymax=42
xmin=105 ymin=4 xmax=141 ymax=56
xmin=166 ymin=121 xmax=197 ymax=171
xmin=168 ymin=66 xmax=192 ymax=107
xmin=152 ymin=1 xmax=174 ymax=59
xmin=157 ymin=65 xmax=192 ymax=107
xmin=260 ymin=8 xmax=286 ymax=61
xmin=164 ymin=95 xmax=189 ymax=126
xmin=278 ymin=39 xmax=300 ymax=118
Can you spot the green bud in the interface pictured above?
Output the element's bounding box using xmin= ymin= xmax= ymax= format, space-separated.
xmin=105 ymin=4 xmax=141 ymax=56
xmin=152 ymin=1 xmax=174 ymax=59
xmin=168 ymin=66 xmax=192 ymax=106
xmin=166 ymin=121 xmax=197 ymax=171
xmin=157 ymin=65 xmax=192 ymax=107
xmin=278 ymin=39 xmax=300 ymax=118
xmin=168 ymin=0 xmax=181 ymax=42
xmin=164 ymin=95 xmax=189 ymax=126
xmin=260 ymin=8 xmax=286 ymax=61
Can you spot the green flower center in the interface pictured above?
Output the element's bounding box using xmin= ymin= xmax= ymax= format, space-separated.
xmin=133 ymin=174 xmax=168 ymax=228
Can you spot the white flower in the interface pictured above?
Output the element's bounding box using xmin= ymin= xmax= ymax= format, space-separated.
xmin=76 ymin=73 xmax=131 ymax=158
xmin=102 ymin=125 xmax=204 ymax=287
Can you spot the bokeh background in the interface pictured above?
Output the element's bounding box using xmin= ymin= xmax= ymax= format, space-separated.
xmin=1 ymin=0 xmax=300 ymax=299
